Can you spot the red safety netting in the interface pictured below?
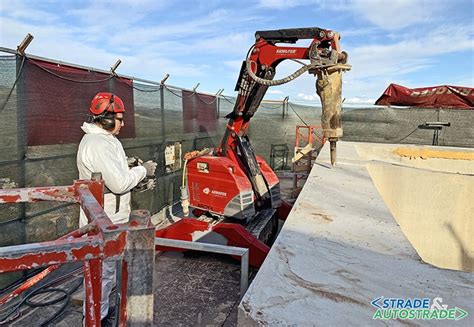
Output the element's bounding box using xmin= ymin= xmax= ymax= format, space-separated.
xmin=23 ymin=58 xmax=135 ymax=146
xmin=182 ymin=90 xmax=217 ymax=133
xmin=375 ymin=84 xmax=474 ymax=109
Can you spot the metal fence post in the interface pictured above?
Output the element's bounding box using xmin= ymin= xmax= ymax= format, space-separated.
xmin=15 ymin=54 xmax=27 ymax=244
xmin=283 ymin=96 xmax=289 ymax=119
xmin=119 ymin=210 xmax=155 ymax=326
xmin=160 ymin=84 xmax=166 ymax=142
xmin=159 ymin=84 xmax=168 ymax=211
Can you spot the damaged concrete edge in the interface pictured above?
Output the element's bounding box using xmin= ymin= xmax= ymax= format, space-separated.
xmin=393 ymin=147 xmax=474 ymax=161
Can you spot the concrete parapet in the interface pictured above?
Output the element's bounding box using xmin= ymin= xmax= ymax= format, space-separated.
xmin=238 ymin=141 xmax=473 ymax=326
xmin=357 ymin=143 xmax=473 ymax=272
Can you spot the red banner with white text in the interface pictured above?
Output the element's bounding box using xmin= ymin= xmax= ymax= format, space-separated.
xmin=375 ymin=84 xmax=473 ymax=109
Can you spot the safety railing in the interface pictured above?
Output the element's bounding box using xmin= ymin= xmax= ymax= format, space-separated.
xmin=0 ymin=176 xmax=155 ymax=326
xmin=155 ymin=237 xmax=249 ymax=299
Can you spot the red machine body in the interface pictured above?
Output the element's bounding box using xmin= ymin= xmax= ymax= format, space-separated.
xmin=187 ymin=155 xmax=280 ymax=221
xmin=186 ymin=27 xmax=344 ymax=222
xmin=187 ymin=156 xmax=254 ymax=219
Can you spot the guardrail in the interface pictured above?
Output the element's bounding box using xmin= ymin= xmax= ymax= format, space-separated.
xmin=155 ymin=237 xmax=249 ymax=298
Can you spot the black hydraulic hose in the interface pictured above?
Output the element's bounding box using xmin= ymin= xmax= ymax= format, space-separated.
xmin=24 ymin=288 xmax=68 ymax=307
xmin=0 ymin=288 xmax=58 ymax=324
xmin=39 ymin=279 xmax=82 ymax=327
xmin=0 ymin=267 xmax=83 ymax=325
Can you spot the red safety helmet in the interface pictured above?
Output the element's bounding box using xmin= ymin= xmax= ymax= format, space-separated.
xmin=89 ymin=92 xmax=125 ymax=115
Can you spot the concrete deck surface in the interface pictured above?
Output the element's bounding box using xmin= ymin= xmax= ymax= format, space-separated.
xmin=238 ymin=141 xmax=474 ymax=326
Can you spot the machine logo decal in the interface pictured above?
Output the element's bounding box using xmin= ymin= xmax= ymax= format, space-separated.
xmin=276 ymin=49 xmax=297 ymax=54
xmin=202 ymin=188 xmax=227 ymax=197
xmin=211 ymin=190 xmax=227 ymax=197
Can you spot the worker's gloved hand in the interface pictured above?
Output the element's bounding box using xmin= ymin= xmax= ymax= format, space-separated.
xmin=142 ymin=160 xmax=157 ymax=177
xmin=134 ymin=177 xmax=156 ymax=193
xmin=127 ymin=156 xmax=143 ymax=168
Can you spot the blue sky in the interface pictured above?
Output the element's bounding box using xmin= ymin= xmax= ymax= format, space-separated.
xmin=1 ymin=0 xmax=473 ymax=105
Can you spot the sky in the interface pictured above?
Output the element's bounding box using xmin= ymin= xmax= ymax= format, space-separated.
xmin=1 ymin=0 xmax=473 ymax=106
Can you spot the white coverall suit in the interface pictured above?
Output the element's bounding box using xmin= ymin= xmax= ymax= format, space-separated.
xmin=77 ymin=122 xmax=146 ymax=320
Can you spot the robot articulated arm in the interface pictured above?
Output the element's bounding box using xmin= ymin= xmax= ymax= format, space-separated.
xmin=221 ymin=27 xmax=350 ymax=165
xmin=184 ymin=27 xmax=350 ymax=221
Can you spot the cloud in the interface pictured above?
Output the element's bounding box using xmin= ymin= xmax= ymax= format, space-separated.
xmin=0 ymin=0 xmax=58 ymax=23
xmin=261 ymin=20 xmax=469 ymax=106
xmin=319 ymin=0 xmax=448 ymax=30
xmin=0 ymin=16 xmax=207 ymax=83
xmin=348 ymin=0 xmax=446 ymax=30
xmin=66 ymin=9 xmax=231 ymax=50
xmin=68 ymin=0 xmax=169 ymax=23
xmin=186 ymin=33 xmax=254 ymax=56
xmin=1 ymin=2 xmax=260 ymax=91
xmin=343 ymin=97 xmax=376 ymax=105
xmin=223 ymin=60 xmax=243 ymax=69
xmin=1 ymin=0 xmax=471 ymax=106
xmin=215 ymin=60 xmax=243 ymax=87
xmin=257 ymin=0 xmax=310 ymax=9
xmin=67 ymin=5 xmax=263 ymax=60
xmin=337 ymin=27 xmax=379 ymax=38
xmin=297 ymin=92 xmax=321 ymax=102
xmin=451 ymin=75 xmax=474 ymax=87
xmin=347 ymin=24 xmax=473 ymax=80
xmin=268 ymin=89 xmax=284 ymax=94
xmin=334 ymin=21 xmax=473 ymax=104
